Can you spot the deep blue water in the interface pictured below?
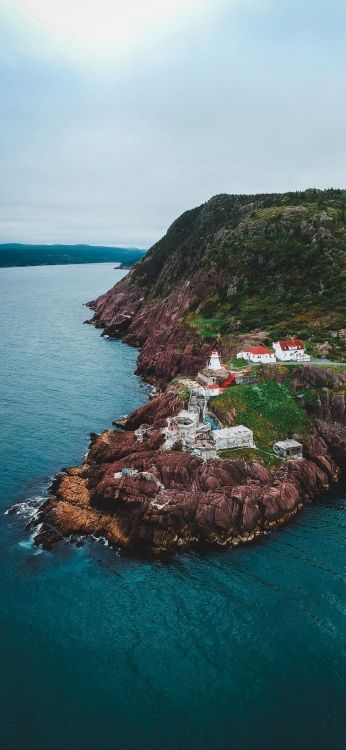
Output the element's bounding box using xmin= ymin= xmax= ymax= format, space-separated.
xmin=0 ymin=264 xmax=345 ymax=750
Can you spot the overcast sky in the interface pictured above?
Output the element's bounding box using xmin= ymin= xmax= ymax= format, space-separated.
xmin=0 ymin=0 xmax=345 ymax=247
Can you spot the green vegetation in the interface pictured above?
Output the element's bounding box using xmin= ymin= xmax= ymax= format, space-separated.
xmin=130 ymin=188 xmax=346 ymax=360
xmin=171 ymin=378 xmax=190 ymax=400
xmin=212 ymin=381 xmax=310 ymax=466
xmin=185 ymin=314 xmax=227 ymax=339
xmin=228 ymin=356 xmax=248 ymax=369
xmin=0 ymin=244 xmax=146 ymax=268
xmin=295 ymin=387 xmax=319 ymax=407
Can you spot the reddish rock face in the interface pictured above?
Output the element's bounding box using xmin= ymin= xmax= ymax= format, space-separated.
xmin=34 ymin=265 xmax=346 ymax=557
xmin=34 ymin=384 xmax=345 ymax=558
xmin=24 ymin=191 xmax=346 ymax=556
xmin=88 ymin=272 xmax=223 ymax=383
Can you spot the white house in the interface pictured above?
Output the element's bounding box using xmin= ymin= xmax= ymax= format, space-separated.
xmin=237 ymin=346 xmax=276 ymax=364
xmin=273 ymin=339 xmax=310 ymax=362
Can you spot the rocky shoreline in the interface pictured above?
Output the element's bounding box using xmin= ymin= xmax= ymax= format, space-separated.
xmin=85 ymin=271 xmax=221 ymax=385
xmin=29 ymin=188 xmax=346 ymax=557
xmin=32 ymin=359 xmax=346 ymax=557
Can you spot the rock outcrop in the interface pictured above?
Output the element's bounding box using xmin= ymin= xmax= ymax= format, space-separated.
xmin=88 ymin=271 xmax=215 ymax=383
xmin=31 ymin=189 xmax=346 ymax=556
xmin=33 ymin=374 xmax=346 ymax=557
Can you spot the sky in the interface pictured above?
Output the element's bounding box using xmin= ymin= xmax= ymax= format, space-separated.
xmin=0 ymin=0 xmax=345 ymax=248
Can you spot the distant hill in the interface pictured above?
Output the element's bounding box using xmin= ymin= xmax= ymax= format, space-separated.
xmin=0 ymin=243 xmax=146 ymax=268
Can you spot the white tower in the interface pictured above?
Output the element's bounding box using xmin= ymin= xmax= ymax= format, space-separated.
xmin=208 ymin=351 xmax=222 ymax=371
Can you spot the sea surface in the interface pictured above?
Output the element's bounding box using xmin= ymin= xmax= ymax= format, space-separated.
xmin=0 ymin=263 xmax=345 ymax=750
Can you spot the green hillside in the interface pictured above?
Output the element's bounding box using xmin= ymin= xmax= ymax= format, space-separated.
xmin=212 ymin=381 xmax=310 ymax=467
xmin=131 ymin=189 xmax=346 ymax=359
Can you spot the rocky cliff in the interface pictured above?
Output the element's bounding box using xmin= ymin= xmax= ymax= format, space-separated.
xmin=88 ymin=188 xmax=346 ymax=382
xmin=31 ymin=189 xmax=346 ymax=556
xmin=34 ymin=367 xmax=346 ymax=557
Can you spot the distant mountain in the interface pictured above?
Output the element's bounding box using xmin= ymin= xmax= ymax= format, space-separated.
xmin=0 ymin=243 xmax=146 ymax=268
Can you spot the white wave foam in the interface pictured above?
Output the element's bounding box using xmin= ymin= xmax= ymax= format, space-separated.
xmin=17 ymin=526 xmax=43 ymax=554
xmin=5 ymin=496 xmax=44 ymax=520
xmin=91 ymin=534 xmax=110 ymax=547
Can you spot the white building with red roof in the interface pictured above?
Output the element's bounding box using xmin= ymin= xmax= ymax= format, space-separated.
xmin=273 ymin=339 xmax=310 ymax=362
xmin=236 ymin=345 xmax=276 ymax=364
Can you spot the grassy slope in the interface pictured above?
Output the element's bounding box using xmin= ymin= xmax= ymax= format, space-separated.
xmin=211 ymin=381 xmax=310 ymax=467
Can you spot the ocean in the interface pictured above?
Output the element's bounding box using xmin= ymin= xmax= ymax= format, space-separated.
xmin=0 ymin=263 xmax=345 ymax=750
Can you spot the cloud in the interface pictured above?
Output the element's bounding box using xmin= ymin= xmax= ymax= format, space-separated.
xmin=0 ymin=0 xmax=345 ymax=245
xmin=1 ymin=0 xmax=228 ymax=66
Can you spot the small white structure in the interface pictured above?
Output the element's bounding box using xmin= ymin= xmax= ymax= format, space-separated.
xmin=162 ymin=393 xmax=219 ymax=459
xmin=197 ymin=350 xmax=229 ymax=386
xmin=171 ymin=409 xmax=200 ymax=441
xmin=273 ymin=439 xmax=303 ymax=459
xmin=237 ymin=346 xmax=276 ymax=364
xmin=192 ymin=442 xmax=217 ymax=461
xmin=212 ymin=425 xmax=255 ymax=451
xmin=188 ymin=392 xmax=208 ymax=421
xmin=163 ymin=391 xmax=254 ymax=459
xmin=273 ymin=339 xmax=310 ymax=362
xmin=208 ymin=350 xmax=222 ymax=370
xmin=206 ymin=384 xmax=222 ymax=397
xmin=135 ymin=425 xmax=151 ymax=442
xmin=113 ymin=467 xmax=139 ymax=479
xmin=114 ymin=467 xmax=164 ymax=489
xmin=163 ymin=408 xmax=211 ymax=452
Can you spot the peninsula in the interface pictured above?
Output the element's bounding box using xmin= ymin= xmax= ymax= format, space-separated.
xmin=33 ymin=189 xmax=346 ymax=556
xmin=0 ymin=243 xmax=146 ymax=268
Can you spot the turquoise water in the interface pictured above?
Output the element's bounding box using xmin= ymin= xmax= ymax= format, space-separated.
xmin=205 ymin=413 xmax=220 ymax=430
xmin=0 ymin=264 xmax=345 ymax=750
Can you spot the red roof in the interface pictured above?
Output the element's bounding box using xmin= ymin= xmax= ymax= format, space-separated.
xmin=207 ymin=384 xmax=220 ymax=390
xmin=278 ymin=339 xmax=304 ymax=350
xmin=221 ymin=373 xmax=236 ymax=388
xmin=243 ymin=346 xmax=273 ymax=355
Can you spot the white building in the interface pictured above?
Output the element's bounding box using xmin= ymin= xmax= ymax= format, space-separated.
xmin=273 ymin=439 xmax=303 ymax=459
xmin=162 ymin=388 xmax=255 ymax=459
xmin=273 ymin=339 xmax=310 ymax=362
xmin=237 ymin=346 xmax=276 ymax=364
xmin=205 ymin=384 xmax=222 ymax=397
xmin=197 ymin=350 xmax=229 ymax=386
xmin=212 ymin=425 xmax=255 ymax=451
xmin=163 ymin=407 xmax=211 ymax=452
xmin=208 ymin=350 xmax=222 ymax=370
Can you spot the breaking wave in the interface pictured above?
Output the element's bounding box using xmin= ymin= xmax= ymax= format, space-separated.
xmin=5 ymin=495 xmax=45 ymax=521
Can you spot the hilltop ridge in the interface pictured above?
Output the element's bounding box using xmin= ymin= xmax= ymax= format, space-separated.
xmin=89 ymin=188 xmax=346 ymax=382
